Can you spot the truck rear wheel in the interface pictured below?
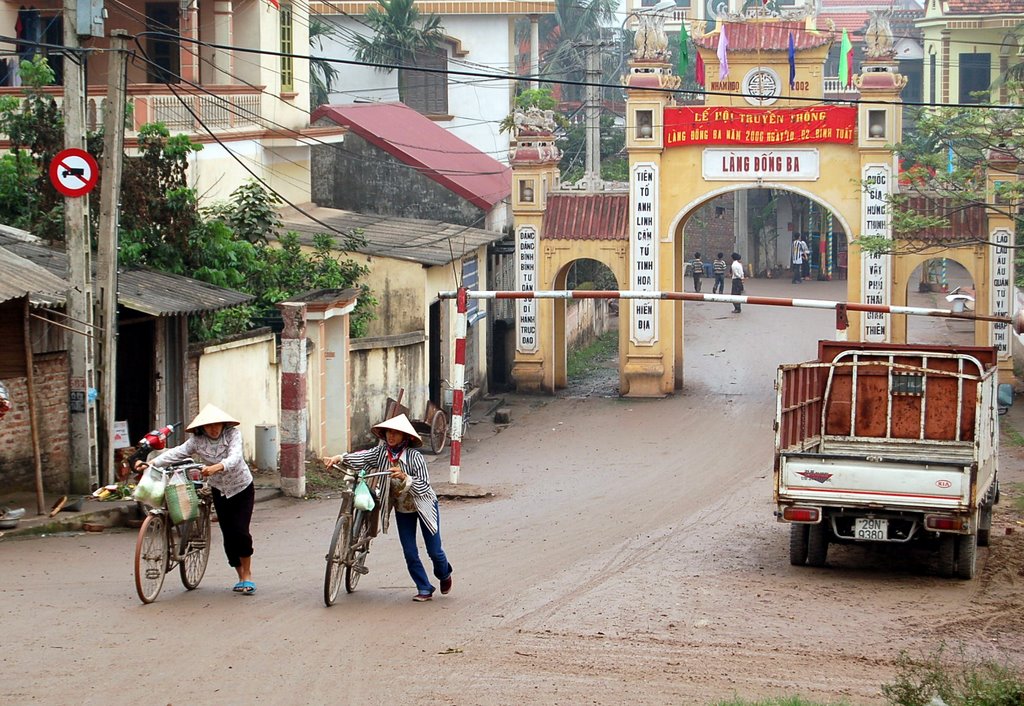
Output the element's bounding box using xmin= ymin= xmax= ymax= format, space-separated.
xmin=789 ymin=524 xmax=809 ymax=566
xmin=978 ymin=505 xmax=992 ymax=547
xmin=938 ymin=536 xmax=956 ymax=578
xmin=956 ymin=533 xmax=977 ymax=580
xmin=806 ymin=523 xmax=828 ymax=567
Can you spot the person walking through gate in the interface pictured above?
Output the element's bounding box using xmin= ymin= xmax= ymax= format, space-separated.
xmin=323 ymin=414 xmax=454 ymax=602
xmin=730 ymin=252 xmax=745 ymax=313
xmin=791 ymin=235 xmax=809 ymax=284
xmin=690 ymin=252 xmax=704 ymax=292
xmin=138 ymin=404 xmax=257 ymax=595
xmin=712 ymin=253 xmax=727 ymax=294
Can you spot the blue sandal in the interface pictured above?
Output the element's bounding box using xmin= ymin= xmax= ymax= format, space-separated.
xmin=239 ymin=580 xmax=256 ymax=595
xmin=232 ymin=581 xmax=246 ymax=593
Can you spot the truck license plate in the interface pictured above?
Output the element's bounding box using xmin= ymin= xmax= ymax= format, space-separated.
xmin=855 ymin=518 xmax=887 ymax=541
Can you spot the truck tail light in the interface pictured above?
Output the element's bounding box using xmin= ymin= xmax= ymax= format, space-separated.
xmin=925 ymin=515 xmax=966 ymax=531
xmin=783 ymin=506 xmax=820 ymax=523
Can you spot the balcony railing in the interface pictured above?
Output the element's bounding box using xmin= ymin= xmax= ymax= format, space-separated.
xmin=823 ymin=77 xmax=860 ymax=96
xmin=0 ymin=84 xmax=268 ymax=141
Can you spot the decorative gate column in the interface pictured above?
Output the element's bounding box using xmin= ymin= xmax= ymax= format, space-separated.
xmin=509 ymin=111 xmax=561 ymax=393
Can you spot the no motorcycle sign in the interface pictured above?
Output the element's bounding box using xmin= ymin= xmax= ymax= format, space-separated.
xmin=49 ymin=148 xmax=99 ymax=198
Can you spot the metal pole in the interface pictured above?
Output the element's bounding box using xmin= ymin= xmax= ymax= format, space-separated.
xmin=438 ymin=289 xmax=1015 ymax=326
xmin=449 ymin=287 xmax=468 ymax=485
xmin=96 ymin=30 xmax=129 ymax=485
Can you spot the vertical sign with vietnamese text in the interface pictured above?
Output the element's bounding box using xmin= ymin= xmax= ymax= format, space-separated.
xmin=516 ymin=225 xmax=539 ymax=353
xmin=631 ymin=163 xmax=658 ymax=344
xmin=990 ymin=227 xmax=1012 ymax=356
xmin=861 ymin=165 xmax=892 ymax=342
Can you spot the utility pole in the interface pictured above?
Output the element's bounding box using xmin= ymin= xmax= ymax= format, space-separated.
xmin=582 ymin=41 xmax=603 ymax=190
xmin=95 ymin=30 xmax=128 ymax=484
xmin=63 ymin=0 xmax=98 ymax=493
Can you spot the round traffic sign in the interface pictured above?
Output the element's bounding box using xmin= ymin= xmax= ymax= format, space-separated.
xmin=49 ymin=148 xmax=99 ymax=198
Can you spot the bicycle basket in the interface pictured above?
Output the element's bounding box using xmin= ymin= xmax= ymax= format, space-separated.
xmin=165 ymin=470 xmax=200 ymax=524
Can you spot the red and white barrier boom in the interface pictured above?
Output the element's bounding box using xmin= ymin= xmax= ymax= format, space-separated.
xmin=441 ymin=287 xmax=1018 ymax=483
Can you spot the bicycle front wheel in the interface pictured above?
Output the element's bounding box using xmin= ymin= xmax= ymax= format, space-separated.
xmin=179 ymin=502 xmax=212 ymax=590
xmin=134 ymin=512 xmax=169 ymax=604
xmin=345 ymin=509 xmax=370 ymax=593
xmin=324 ymin=511 xmax=352 ymax=606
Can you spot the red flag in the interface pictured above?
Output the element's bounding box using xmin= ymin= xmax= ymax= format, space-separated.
xmin=695 ymin=51 xmax=705 ymax=87
xmin=267 ymin=0 xmax=280 ymax=8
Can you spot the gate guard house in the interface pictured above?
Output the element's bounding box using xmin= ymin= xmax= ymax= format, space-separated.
xmin=510 ymin=9 xmax=1016 ymax=396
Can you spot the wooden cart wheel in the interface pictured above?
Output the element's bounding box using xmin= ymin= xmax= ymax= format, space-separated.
xmin=429 ymin=409 xmax=448 ymax=454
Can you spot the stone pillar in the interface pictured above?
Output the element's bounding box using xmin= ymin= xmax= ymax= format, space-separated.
xmin=509 ymin=111 xmax=561 ymax=393
xmin=986 ymin=148 xmax=1018 ymax=384
xmin=278 ymin=302 xmax=307 ymax=498
xmin=622 ymin=20 xmax=680 ymax=397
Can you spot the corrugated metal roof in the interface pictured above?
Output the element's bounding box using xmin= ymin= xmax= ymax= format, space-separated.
xmin=695 ymin=24 xmax=833 ymax=52
xmin=0 ymin=245 xmax=67 ymax=305
xmin=312 ymin=102 xmax=512 ymax=210
xmin=542 ymin=193 xmax=629 ymax=240
xmin=280 ymin=205 xmax=506 ymax=266
xmin=0 ymin=234 xmax=253 ymax=316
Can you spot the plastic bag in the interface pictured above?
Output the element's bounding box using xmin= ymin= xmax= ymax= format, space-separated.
xmin=165 ymin=470 xmax=200 ymax=524
xmin=132 ymin=467 xmax=166 ymax=507
xmin=353 ymin=478 xmax=375 ymax=512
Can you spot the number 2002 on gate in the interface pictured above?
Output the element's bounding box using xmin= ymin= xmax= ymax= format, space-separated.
xmin=855 ymin=517 xmax=887 ymax=540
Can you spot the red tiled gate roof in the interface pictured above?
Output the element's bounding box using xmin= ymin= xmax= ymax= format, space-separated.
xmin=542 ymin=193 xmax=629 ymax=240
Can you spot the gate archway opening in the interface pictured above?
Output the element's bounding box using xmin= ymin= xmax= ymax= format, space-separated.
xmin=552 ymin=258 xmax=621 ymax=395
xmin=906 ymin=258 xmax=976 ymax=346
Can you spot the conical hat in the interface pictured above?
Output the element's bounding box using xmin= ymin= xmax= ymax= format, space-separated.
xmin=186 ymin=404 xmax=240 ymax=432
xmin=371 ymin=414 xmax=423 ymax=447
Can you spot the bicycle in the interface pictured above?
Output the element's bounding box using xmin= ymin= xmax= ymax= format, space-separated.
xmin=323 ymin=463 xmax=393 ymax=606
xmin=133 ymin=462 xmax=213 ymax=604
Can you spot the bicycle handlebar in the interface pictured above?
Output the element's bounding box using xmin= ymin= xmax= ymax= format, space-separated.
xmin=329 ymin=463 xmax=394 ymax=480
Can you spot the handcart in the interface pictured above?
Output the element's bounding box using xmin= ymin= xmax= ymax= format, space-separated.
xmin=384 ymin=388 xmax=448 ymax=454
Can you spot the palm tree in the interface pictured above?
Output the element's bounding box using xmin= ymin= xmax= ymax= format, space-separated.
xmin=310 ymin=17 xmax=339 ymax=109
xmin=516 ymin=0 xmax=618 ymax=103
xmin=350 ymin=0 xmax=446 ymax=104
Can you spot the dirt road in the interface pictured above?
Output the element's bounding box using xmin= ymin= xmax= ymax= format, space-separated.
xmin=1 ymin=279 xmax=1022 ymax=705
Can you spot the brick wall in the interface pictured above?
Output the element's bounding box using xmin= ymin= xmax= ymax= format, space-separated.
xmin=683 ymin=196 xmax=736 ymax=266
xmin=0 ymin=353 xmax=71 ymax=492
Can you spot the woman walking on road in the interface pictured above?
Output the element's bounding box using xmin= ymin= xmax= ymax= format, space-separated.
xmin=138 ymin=404 xmax=257 ymax=595
xmin=323 ymin=414 xmax=454 ymax=602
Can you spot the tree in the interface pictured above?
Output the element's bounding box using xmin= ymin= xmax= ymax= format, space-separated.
xmin=349 ymin=0 xmax=445 ymax=104
xmin=519 ymin=0 xmax=619 ymax=104
xmin=865 ymin=96 xmax=1024 ymax=264
xmin=310 ymin=17 xmax=340 ymax=109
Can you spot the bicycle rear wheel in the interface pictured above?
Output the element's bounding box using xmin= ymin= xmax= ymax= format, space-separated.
xmin=134 ymin=513 xmax=168 ymax=604
xmin=179 ymin=501 xmax=212 ymax=590
xmin=324 ymin=507 xmax=352 ymax=606
xmin=345 ymin=509 xmax=370 ymax=593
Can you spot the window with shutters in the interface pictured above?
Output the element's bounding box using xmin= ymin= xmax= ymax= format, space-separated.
xmin=280 ymin=5 xmax=294 ymax=91
xmin=401 ymin=47 xmax=448 ymax=115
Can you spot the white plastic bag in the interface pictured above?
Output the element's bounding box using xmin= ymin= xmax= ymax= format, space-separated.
xmin=353 ymin=479 xmax=375 ymax=512
xmin=132 ymin=467 xmax=166 ymax=507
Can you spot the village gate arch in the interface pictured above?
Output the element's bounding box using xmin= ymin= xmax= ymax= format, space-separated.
xmin=508 ymin=11 xmax=1015 ymax=396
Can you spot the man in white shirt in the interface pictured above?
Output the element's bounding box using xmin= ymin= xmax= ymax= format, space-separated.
xmin=730 ymin=252 xmax=745 ymax=313
xmin=791 ymin=235 xmax=809 ymax=284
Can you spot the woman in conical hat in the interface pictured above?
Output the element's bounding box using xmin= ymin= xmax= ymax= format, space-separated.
xmin=323 ymin=413 xmax=453 ymax=602
xmin=140 ymin=403 xmax=257 ymax=595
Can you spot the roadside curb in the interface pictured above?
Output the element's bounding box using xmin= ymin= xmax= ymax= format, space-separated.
xmin=1 ymin=484 xmax=285 ymax=539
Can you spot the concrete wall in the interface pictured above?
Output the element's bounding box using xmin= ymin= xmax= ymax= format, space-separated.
xmin=349 ymin=337 xmax=427 ymax=449
xmin=311 ymin=131 xmax=487 ymax=227
xmin=565 ymin=299 xmax=613 ymax=352
xmin=195 ymin=331 xmax=279 ymax=463
xmin=0 ymin=353 xmax=71 ymax=493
